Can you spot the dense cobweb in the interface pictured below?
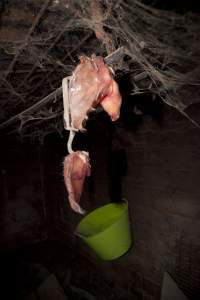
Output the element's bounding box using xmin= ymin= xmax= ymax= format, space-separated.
xmin=0 ymin=0 xmax=200 ymax=140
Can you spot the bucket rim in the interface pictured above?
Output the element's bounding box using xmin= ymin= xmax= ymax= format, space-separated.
xmin=75 ymin=199 xmax=128 ymax=239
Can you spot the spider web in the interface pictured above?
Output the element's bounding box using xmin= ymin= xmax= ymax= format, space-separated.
xmin=0 ymin=0 xmax=199 ymax=141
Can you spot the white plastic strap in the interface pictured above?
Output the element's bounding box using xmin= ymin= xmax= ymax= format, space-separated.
xmin=62 ymin=76 xmax=78 ymax=153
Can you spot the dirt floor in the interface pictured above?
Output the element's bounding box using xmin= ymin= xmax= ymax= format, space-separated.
xmin=0 ymin=238 xmax=144 ymax=300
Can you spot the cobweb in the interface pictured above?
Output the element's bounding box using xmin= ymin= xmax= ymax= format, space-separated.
xmin=0 ymin=0 xmax=200 ymax=141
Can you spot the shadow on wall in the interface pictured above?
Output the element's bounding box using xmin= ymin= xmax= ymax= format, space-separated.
xmin=106 ymin=73 xmax=164 ymax=204
xmin=115 ymin=72 xmax=164 ymax=130
xmin=108 ymin=148 xmax=127 ymax=202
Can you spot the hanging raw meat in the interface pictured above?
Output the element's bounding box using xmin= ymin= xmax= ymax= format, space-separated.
xmin=69 ymin=54 xmax=122 ymax=130
xmin=63 ymin=151 xmax=91 ymax=214
xmin=63 ymin=52 xmax=122 ymax=214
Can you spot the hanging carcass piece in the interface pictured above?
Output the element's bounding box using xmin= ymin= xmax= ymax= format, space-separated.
xmin=62 ymin=52 xmax=122 ymax=214
xmin=68 ymin=54 xmax=122 ymax=130
xmin=63 ymin=151 xmax=91 ymax=214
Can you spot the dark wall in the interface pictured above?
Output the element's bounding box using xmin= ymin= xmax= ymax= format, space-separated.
xmin=0 ymin=139 xmax=47 ymax=249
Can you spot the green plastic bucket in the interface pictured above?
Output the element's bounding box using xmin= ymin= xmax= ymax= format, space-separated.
xmin=75 ymin=200 xmax=132 ymax=260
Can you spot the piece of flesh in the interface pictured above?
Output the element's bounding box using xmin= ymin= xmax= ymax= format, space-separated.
xmin=68 ymin=54 xmax=122 ymax=130
xmin=63 ymin=151 xmax=91 ymax=214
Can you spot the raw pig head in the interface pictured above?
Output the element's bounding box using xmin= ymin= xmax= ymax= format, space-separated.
xmin=63 ymin=151 xmax=91 ymax=214
xmin=69 ymin=54 xmax=122 ymax=130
